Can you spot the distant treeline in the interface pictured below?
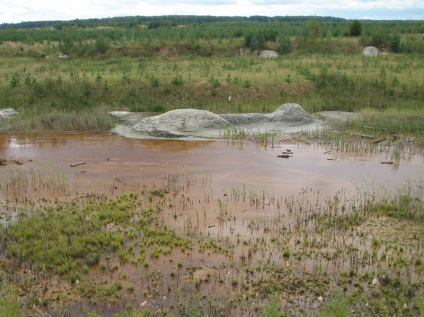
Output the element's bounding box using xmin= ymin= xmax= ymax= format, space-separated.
xmin=0 ymin=16 xmax=423 ymax=56
xmin=1 ymin=15 xmax=423 ymax=34
xmin=1 ymin=15 xmax=348 ymax=30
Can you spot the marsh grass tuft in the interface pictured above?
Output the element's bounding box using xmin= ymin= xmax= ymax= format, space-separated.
xmin=318 ymin=291 xmax=350 ymax=317
xmin=1 ymin=193 xmax=192 ymax=278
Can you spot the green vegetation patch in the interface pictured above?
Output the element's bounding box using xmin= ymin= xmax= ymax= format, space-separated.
xmin=2 ymin=194 xmax=192 ymax=276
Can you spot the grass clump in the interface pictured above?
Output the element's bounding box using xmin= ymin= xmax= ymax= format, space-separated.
xmin=340 ymin=108 xmax=424 ymax=136
xmin=0 ymin=284 xmax=22 ymax=317
xmin=1 ymin=194 xmax=192 ymax=277
xmin=318 ymin=291 xmax=351 ymax=317
xmin=0 ymin=108 xmax=119 ymax=133
xmin=370 ymin=191 xmax=424 ymax=221
xmin=7 ymin=204 xmax=120 ymax=274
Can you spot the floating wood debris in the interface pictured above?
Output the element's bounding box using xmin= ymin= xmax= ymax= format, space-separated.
xmin=278 ymin=154 xmax=290 ymax=158
xmin=381 ymin=161 xmax=394 ymax=165
xmin=70 ymin=161 xmax=86 ymax=167
xmin=0 ymin=159 xmax=24 ymax=166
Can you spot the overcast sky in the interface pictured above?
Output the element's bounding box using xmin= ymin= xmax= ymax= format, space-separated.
xmin=1 ymin=0 xmax=423 ymax=24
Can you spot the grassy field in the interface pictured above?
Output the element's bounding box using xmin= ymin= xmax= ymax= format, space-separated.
xmin=0 ymin=32 xmax=423 ymax=134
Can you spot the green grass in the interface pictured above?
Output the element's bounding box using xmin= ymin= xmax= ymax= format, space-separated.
xmin=0 ymin=284 xmax=22 ymax=317
xmin=0 ymin=107 xmax=119 ymax=133
xmin=0 ymin=46 xmax=423 ymax=133
xmin=2 ymin=194 xmax=192 ymax=276
xmin=318 ymin=291 xmax=351 ymax=317
xmin=338 ymin=107 xmax=424 ymax=135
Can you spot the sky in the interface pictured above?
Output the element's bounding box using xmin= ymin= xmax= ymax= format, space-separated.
xmin=1 ymin=0 xmax=423 ymax=24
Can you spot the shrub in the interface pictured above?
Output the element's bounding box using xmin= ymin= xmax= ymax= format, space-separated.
xmin=244 ymin=29 xmax=278 ymax=50
xmin=85 ymin=252 xmax=100 ymax=265
xmin=304 ymin=17 xmax=321 ymax=39
xmin=349 ymin=20 xmax=362 ymax=37
xmin=277 ymin=35 xmax=292 ymax=55
xmin=95 ymin=36 xmax=110 ymax=54
xmin=369 ymin=31 xmax=389 ymax=50
xmin=389 ymin=34 xmax=401 ymax=52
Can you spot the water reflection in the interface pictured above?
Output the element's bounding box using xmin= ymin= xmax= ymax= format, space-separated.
xmin=0 ymin=133 xmax=423 ymax=200
xmin=139 ymin=138 xmax=214 ymax=151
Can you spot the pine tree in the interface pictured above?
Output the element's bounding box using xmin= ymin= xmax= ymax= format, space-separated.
xmin=350 ymin=20 xmax=362 ymax=37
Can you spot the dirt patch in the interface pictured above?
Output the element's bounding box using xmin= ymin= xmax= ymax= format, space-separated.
xmin=281 ymin=80 xmax=315 ymax=97
xmin=158 ymin=46 xmax=170 ymax=56
xmin=193 ymin=79 xmax=210 ymax=88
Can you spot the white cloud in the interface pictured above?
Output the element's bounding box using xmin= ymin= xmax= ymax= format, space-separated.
xmin=1 ymin=0 xmax=423 ymax=23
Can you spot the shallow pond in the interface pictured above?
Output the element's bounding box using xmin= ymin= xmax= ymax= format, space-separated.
xmin=1 ymin=133 xmax=422 ymax=197
xmin=1 ymin=132 xmax=423 ymax=241
xmin=1 ymin=133 xmax=423 ymax=316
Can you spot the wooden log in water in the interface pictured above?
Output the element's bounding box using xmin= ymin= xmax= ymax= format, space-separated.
xmin=70 ymin=161 xmax=86 ymax=167
xmin=0 ymin=159 xmax=24 ymax=166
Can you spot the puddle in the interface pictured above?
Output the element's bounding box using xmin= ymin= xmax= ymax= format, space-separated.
xmin=1 ymin=133 xmax=423 ymax=316
xmin=1 ymin=133 xmax=422 ymax=199
xmin=1 ymin=133 xmax=423 ymax=237
xmin=1 ymin=133 xmax=423 ymax=250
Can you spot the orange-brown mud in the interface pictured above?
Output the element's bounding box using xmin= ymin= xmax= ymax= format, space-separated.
xmin=1 ymin=133 xmax=423 ymax=316
xmin=1 ymin=133 xmax=421 ymax=199
xmin=1 ymin=133 xmax=421 ymax=237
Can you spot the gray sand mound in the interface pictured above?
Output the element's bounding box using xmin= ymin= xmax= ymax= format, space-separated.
xmin=267 ymin=103 xmax=314 ymax=123
xmin=220 ymin=103 xmax=313 ymax=125
xmin=132 ymin=109 xmax=230 ymax=138
xmin=113 ymin=103 xmax=319 ymax=139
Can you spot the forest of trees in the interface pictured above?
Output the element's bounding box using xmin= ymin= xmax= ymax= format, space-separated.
xmin=0 ymin=15 xmax=423 ymax=57
xmin=0 ymin=15 xmax=347 ymax=30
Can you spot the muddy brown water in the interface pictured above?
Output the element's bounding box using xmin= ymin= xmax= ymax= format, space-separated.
xmin=1 ymin=133 xmax=423 ymax=316
xmin=1 ymin=132 xmax=423 ymax=237
xmin=0 ymin=131 xmax=424 ymax=252
xmin=1 ymin=133 xmax=422 ymax=189
xmin=0 ymin=135 xmax=424 ymax=237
